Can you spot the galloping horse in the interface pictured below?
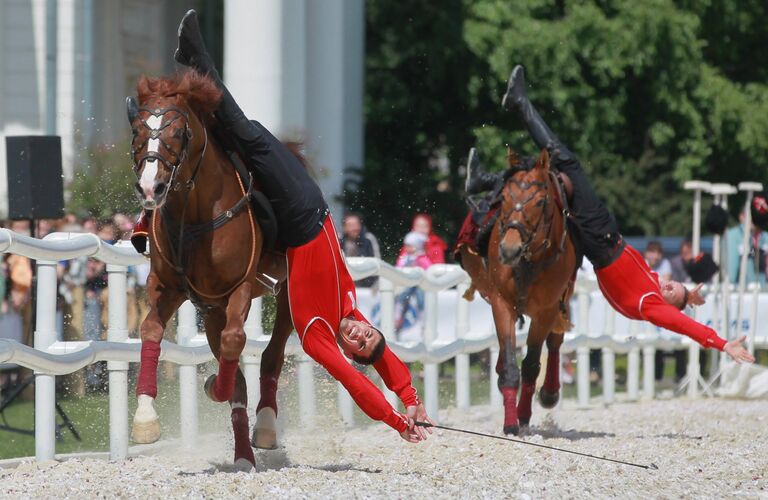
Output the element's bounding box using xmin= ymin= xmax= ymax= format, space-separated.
xmin=127 ymin=71 xmax=288 ymax=467
xmin=459 ymin=149 xmax=578 ymax=435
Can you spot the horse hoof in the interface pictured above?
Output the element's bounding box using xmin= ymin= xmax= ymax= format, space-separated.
xmin=131 ymin=418 xmax=161 ymax=444
xmin=233 ymin=458 xmax=255 ymax=472
xmin=539 ymin=389 xmax=560 ymax=409
xmin=203 ymin=374 xmax=225 ymax=402
xmin=251 ymin=407 xmax=278 ymax=450
xmin=503 ymin=424 xmax=520 ymax=436
xmin=518 ymin=417 xmax=530 ymax=428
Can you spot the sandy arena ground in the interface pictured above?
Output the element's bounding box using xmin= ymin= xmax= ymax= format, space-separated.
xmin=1 ymin=398 xmax=766 ymax=499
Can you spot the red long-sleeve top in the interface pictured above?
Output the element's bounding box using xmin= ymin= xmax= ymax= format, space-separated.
xmin=595 ymin=245 xmax=727 ymax=351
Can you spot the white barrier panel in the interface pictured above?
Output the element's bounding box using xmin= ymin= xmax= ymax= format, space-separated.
xmin=0 ymin=231 xmax=765 ymax=462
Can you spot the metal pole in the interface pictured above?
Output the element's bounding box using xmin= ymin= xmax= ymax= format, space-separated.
xmin=423 ymin=290 xmax=439 ymax=421
xmin=34 ymin=260 xmax=59 ymax=461
xmin=177 ymin=301 xmax=198 ymax=449
xmin=735 ymin=182 xmax=763 ymax=353
xmin=455 ymin=282 xmax=471 ymax=409
xmin=106 ymin=263 xmax=129 ymax=460
xmin=683 ymin=181 xmax=711 ymax=256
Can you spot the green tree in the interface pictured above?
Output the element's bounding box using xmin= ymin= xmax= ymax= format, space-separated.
xmin=357 ymin=0 xmax=768 ymax=251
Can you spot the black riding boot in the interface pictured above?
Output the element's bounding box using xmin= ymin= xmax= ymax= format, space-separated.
xmin=465 ymin=147 xmax=500 ymax=194
xmin=501 ymin=65 xmax=574 ymax=161
xmin=174 ymin=10 xmax=261 ymax=146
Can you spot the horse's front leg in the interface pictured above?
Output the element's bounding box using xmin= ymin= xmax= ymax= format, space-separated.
xmin=252 ymin=285 xmax=293 ymax=450
xmin=132 ymin=273 xmax=184 ymax=444
xmin=203 ymin=308 xmax=255 ymax=469
xmin=517 ymin=313 xmax=558 ymax=428
xmin=204 ymin=282 xmax=252 ymax=403
xmin=490 ymin=295 xmax=520 ymax=435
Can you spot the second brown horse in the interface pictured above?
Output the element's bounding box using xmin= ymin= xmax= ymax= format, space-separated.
xmin=460 ymin=149 xmax=577 ymax=435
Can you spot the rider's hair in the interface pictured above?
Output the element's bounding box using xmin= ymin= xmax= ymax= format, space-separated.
xmin=679 ymin=288 xmax=689 ymax=310
xmin=353 ymin=333 xmax=387 ymax=366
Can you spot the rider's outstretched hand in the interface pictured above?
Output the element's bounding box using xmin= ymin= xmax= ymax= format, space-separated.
xmin=724 ymin=336 xmax=755 ymax=364
xmin=406 ymin=403 xmax=435 ymax=441
xmin=687 ymin=283 xmax=706 ymax=306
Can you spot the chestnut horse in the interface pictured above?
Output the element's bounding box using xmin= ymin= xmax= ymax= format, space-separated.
xmin=127 ymin=72 xmax=288 ymax=468
xmin=460 ymin=149 xmax=577 ymax=435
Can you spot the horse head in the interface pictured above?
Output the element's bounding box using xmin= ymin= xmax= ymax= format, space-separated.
xmin=497 ymin=148 xmax=554 ymax=266
xmin=127 ymin=71 xmax=220 ymax=210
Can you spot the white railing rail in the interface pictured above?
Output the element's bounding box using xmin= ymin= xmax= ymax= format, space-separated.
xmin=0 ymin=231 xmax=764 ymax=462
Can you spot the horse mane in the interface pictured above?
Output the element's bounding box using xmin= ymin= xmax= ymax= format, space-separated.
xmin=503 ymin=147 xmax=538 ymax=180
xmin=136 ymin=71 xmax=222 ymax=114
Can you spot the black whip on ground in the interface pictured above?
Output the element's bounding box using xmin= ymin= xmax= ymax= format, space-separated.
xmin=414 ymin=421 xmax=657 ymax=470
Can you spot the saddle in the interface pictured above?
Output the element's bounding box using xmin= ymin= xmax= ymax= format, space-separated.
xmin=212 ymin=129 xmax=279 ymax=254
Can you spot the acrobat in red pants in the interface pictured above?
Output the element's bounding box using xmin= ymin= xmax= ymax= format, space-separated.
xmin=286 ymin=215 xmax=419 ymax=434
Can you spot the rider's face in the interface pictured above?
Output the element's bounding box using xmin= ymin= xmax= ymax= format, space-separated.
xmin=660 ymin=280 xmax=686 ymax=309
xmin=337 ymin=318 xmax=382 ymax=361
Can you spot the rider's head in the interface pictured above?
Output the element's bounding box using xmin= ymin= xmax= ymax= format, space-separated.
xmin=337 ymin=317 xmax=387 ymax=365
xmin=660 ymin=280 xmax=689 ymax=310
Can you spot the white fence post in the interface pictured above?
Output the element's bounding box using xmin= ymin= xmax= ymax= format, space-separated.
xmin=298 ymin=354 xmax=316 ymax=429
xmin=243 ymin=297 xmax=262 ymax=416
xmin=177 ymin=301 xmax=198 ymax=449
xmin=378 ymin=277 xmax=399 ymax=408
xmin=106 ymin=262 xmax=130 ymax=460
xmin=489 ymin=347 xmax=501 ymax=406
xmin=601 ymin=347 xmax=615 ymax=404
xmin=642 ymin=345 xmax=655 ymax=400
xmin=35 ymin=259 xmax=59 ymax=462
xmin=423 ymin=290 xmax=439 ymax=421
xmin=576 ymin=287 xmax=590 ymax=407
xmin=455 ymin=282 xmax=470 ymax=409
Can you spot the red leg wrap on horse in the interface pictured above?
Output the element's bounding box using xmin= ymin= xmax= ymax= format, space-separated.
xmin=212 ymin=358 xmax=239 ymax=402
xmin=501 ymin=387 xmax=519 ymax=428
xmin=231 ymin=407 xmax=255 ymax=466
xmin=136 ymin=340 xmax=161 ymax=398
xmin=256 ymin=376 xmax=278 ymax=414
xmin=543 ymin=351 xmax=561 ymax=394
xmin=517 ymin=382 xmax=536 ymax=422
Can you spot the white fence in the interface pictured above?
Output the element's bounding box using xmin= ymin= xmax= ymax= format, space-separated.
xmin=0 ymin=230 xmax=764 ymax=462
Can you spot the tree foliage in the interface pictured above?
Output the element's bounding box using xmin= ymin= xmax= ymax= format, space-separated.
xmin=352 ymin=0 xmax=768 ymax=256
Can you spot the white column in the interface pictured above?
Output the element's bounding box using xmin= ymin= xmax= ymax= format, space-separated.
xmin=106 ymin=263 xmax=129 ymax=460
xmin=35 ymin=259 xmax=58 ymax=461
xmin=601 ymin=347 xmax=615 ymax=404
xmin=576 ymin=286 xmax=590 ymax=407
xmin=627 ymin=347 xmax=640 ymax=401
xmin=454 ymin=282 xmax=470 ymax=409
xmin=177 ymin=301 xmax=198 ymax=449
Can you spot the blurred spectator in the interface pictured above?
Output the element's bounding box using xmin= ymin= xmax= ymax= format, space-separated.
xmin=394 ymin=231 xmax=430 ymax=335
xmin=670 ymin=239 xmax=693 ymax=282
xmin=113 ymin=213 xmax=134 ymax=240
xmin=398 ymin=213 xmax=447 ymax=265
xmin=339 ymin=213 xmax=380 ymax=288
xmin=644 ymin=241 xmax=671 ymax=281
xmin=726 ymin=210 xmax=768 ymax=284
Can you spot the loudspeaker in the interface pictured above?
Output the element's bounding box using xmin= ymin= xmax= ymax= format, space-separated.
xmin=5 ymin=136 xmax=64 ymax=220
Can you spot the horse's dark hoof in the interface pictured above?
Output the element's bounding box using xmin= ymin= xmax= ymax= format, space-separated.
xmin=518 ymin=417 xmax=530 ymax=428
xmin=539 ymin=389 xmax=560 ymax=409
xmin=503 ymin=424 xmax=520 ymax=436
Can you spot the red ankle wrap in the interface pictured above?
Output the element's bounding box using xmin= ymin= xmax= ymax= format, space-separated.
xmin=136 ymin=340 xmax=162 ymax=398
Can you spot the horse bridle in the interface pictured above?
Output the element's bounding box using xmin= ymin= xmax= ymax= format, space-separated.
xmin=498 ymin=175 xmax=554 ymax=262
xmin=130 ymin=105 xmax=207 ymax=200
